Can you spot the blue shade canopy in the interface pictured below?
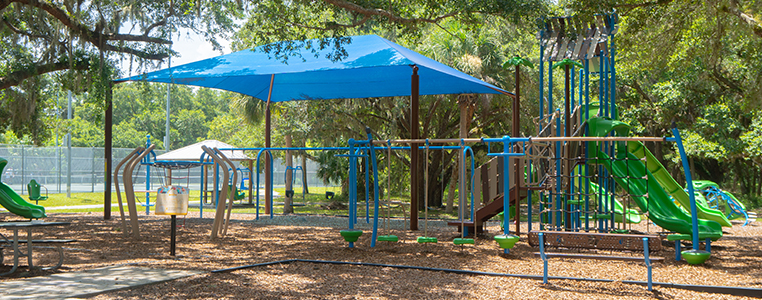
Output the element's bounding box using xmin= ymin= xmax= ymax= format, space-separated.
xmin=115 ymin=35 xmax=511 ymax=102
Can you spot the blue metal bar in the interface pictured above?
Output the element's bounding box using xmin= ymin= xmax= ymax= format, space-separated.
xmin=584 ymin=59 xmax=591 ymax=231
xmin=527 ymin=142 xmax=533 ymax=232
xmin=644 ymin=237 xmax=652 ymax=291
xmin=676 ymin=240 xmax=682 ymax=261
xmin=548 ymin=56 xmax=553 ymax=117
xmin=672 ymin=126 xmax=700 ymax=249
xmin=364 ymin=149 xmax=370 ymax=224
xmin=254 ymin=149 xmax=274 ymax=220
xmin=347 ymin=139 xmax=357 ymax=248
xmin=610 ymin=17 xmax=617 ymax=120
xmin=198 ymin=153 xmax=206 ymax=218
xmin=539 ymin=41 xmax=545 ymax=126
xmin=502 ymin=137 xmax=511 ymax=251
xmin=540 ymin=233 xmax=548 ymax=284
xmin=145 ymin=136 xmax=151 ymax=215
xmin=600 ymin=57 xmax=607 ymax=118
xmin=365 ymin=130 xmax=381 ymax=248
xmin=555 ymin=110 xmax=562 ymax=229
xmin=706 ymin=238 xmax=711 ymax=253
xmin=463 ymin=146 xmax=476 ymax=223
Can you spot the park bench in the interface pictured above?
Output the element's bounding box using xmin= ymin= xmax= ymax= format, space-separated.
xmin=528 ymin=230 xmax=663 ymax=290
xmin=1 ymin=239 xmax=77 ymax=271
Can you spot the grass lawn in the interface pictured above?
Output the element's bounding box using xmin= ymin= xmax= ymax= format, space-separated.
xmin=29 ymin=187 xmax=463 ymax=220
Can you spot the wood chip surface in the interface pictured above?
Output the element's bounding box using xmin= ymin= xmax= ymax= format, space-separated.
xmin=1 ymin=211 xmax=759 ymax=299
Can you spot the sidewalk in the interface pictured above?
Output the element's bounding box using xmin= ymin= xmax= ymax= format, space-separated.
xmin=0 ymin=265 xmax=203 ymax=300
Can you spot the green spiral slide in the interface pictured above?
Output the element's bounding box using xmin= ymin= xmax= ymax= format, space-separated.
xmin=0 ymin=158 xmax=46 ymax=219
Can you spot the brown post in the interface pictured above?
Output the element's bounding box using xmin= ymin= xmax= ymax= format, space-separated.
xmin=104 ymin=82 xmax=113 ymax=220
xmin=513 ymin=64 xmax=521 ymax=235
xmin=265 ymin=74 xmax=275 ymax=214
xmin=265 ymin=101 xmax=271 ymax=214
xmin=410 ymin=66 xmax=419 ymax=231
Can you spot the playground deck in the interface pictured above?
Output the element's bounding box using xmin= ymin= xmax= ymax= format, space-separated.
xmin=0 ymin=212 xmax=760 ymax=299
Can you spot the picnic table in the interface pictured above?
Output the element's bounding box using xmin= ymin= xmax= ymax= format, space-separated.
xmin=0 ymin=221 xmax=73 ymax=275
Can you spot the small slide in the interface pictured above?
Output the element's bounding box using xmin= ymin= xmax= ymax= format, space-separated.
xmin=0 ymin=158 xmax=46 ymax=219
xmin=587 ymin=117 xmax=723 ymax=240
xmin=585 ymin=182 xmax=642 ymax=224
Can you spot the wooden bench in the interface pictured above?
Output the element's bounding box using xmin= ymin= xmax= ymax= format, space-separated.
xmin=1 ymin=239 xmax=76 ymax=271
xmin=528 ymin=231 xmax=663 ymax=290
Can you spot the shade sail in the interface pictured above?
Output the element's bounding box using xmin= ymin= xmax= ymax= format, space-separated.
xmin=155 ymin=140 xmax=249 ymax=161
xmin=115 ymin=35 xmax=511 ymax=101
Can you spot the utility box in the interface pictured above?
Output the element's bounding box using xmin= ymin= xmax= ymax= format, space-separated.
xmin=156 ymin=186 xmax=189 ymax=215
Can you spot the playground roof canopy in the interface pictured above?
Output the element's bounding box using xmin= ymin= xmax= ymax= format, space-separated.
xmin=115 ymin=35 xmax=511 ymax=101
xmin=155 ymin=140 xmax=249 ymax=162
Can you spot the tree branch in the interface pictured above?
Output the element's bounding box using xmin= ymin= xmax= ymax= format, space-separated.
xmin=721 ymin=0 xmax=762 ymax=38
xmin=320 ymin=0 xmax=459 ymax=25
xmin=0 ymin=58 xmax=90 ymax=90
xmin=711 ymin=65 xmax=744 ymax=95
xmin=4 ymin=0 xmax=172 ymax=58
xmin=614 ymin=0 xmax=674 ymax=10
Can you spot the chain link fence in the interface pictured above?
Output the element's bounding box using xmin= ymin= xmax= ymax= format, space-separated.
xmin=0 ymin=145 xmax=333 ymax=195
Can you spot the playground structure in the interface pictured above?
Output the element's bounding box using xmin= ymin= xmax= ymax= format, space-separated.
xmin=89 ymin=21 xmax=762 ymax=297
xmin=327 ymin=13 xmax=751 ymax=271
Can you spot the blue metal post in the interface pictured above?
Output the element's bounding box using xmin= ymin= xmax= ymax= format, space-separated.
xmin=555 ymin=110 xmax=562 ymax=229
xmin=600 ymin=57 xmax=607 ymax=118
xmin=540 ymin=233 xmax=548 ymax=284
xmin=610 ymin=17 xmax=617 ymax=120
xmin=676 ymin=240 xmax=682 ymax=261
xmin=584 ymin=59 xmax=591 ymax=231
xmin=145 ymin=135 xmax=151 ymax=215
xmin=548 ymin=57 xmax=553 ymax=117
xmin=527 ymin=142 xmax=533 ymax=232
xmin=672 ymin=126 xmax=700 ymax=249
xmin=348 ymin=139 xmax=357 ymax=248
xmin=503 ymin=137 xmax=511 ymax=254
xmin=364 ymin=151 xmax=370 ymax=224
xmin=539 ymin=42 xmax=545 ymax=126
xmin=644 ymin=237 xmax=652 ymax=291
xmin=199 ymin=155 xmax=205 ymax=218
xmin=365 ymin=129 xmax=381 ymax=248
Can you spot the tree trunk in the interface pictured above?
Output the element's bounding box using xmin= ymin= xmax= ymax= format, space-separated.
xmin=445 ymin=159 xmax=458 ymax=214
xmin=284 ymin=134 xmax=294 ymax=214
xmin=301 ymin=153 xmax=309 ymax=194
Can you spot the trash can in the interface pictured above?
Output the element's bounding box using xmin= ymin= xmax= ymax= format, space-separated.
xmin=155 ymin=186 xmax=189 ymax=215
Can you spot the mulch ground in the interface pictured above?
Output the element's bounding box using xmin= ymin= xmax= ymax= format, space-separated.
xmin=1 ymin=211 xmax=760 ymax=299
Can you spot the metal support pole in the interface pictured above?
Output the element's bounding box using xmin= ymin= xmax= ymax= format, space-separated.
xmin=410 ymin=66 xmax=420 ymax=231
xmin=170 ymin=215 xmax=177 ymax=256
xmin=67 ymin=91 xmax=72 ymax=198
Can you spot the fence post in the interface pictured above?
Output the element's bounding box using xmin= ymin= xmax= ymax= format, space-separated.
xmin=21 ymin=145 xmax=25 ymax=195
xmin=92 ymin=147 xmax=96 ymax=192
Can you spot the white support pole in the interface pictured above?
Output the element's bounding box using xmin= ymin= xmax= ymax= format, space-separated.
xmin=67 ymin=91 xmax=72 ymax=197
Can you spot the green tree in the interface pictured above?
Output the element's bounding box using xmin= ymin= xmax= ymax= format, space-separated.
xmin=0 ymin=0 xmax=243 ymax=142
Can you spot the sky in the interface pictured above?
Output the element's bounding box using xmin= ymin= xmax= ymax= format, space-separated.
xmin=119 ymin=28 xmax=232 ymax=77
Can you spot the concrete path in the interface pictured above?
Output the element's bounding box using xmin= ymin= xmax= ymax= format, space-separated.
xmin=0 ymin=265 xmax=203 ymax=300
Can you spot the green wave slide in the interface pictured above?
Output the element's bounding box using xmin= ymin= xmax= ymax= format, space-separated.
xmin=627 ymin=142 xmax=732 ymax=227
xmin=587 ymin=117 xmax=723 ymax=240
xmin=0 ymin=158 xmax=46 ymax=219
